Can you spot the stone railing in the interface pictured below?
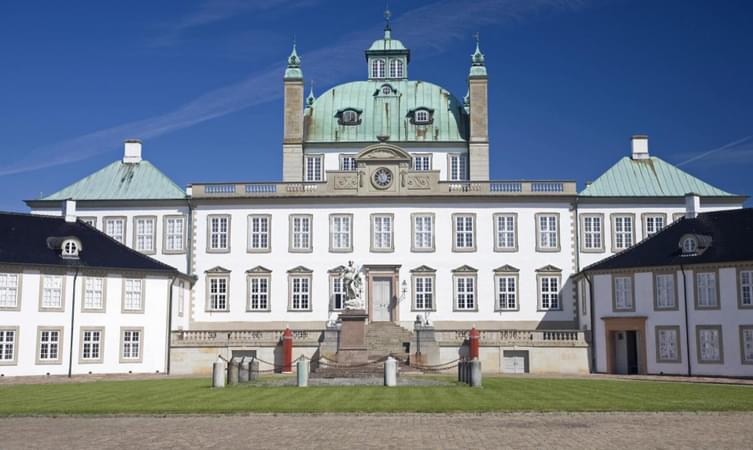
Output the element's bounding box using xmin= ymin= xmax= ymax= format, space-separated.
xmin=191 ymin=178 xmax=576 ymax=198
xmin=171 ymin=330 xmax=322 ymax=347
xmin=434 ymin=329 xmax=587 ymax=347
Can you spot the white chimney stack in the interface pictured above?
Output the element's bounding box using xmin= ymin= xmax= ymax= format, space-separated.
xmin=685 ymin=193 xmax=700 ymax=219
xmin=631 ymin=135 xmax=649 ymax=160
xmin=63 ymin=198 xmax=77 ymax=223
xmin=123 ymin=139 xmax=142 ymax=163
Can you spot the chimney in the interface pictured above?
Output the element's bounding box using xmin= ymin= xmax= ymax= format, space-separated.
xmin=685 ymin=193 xmax=700 ymax=219
xmin=63 ymin=199 xmax=77 ymax=223
xmin=123 ymin=139 xmax=142 ymax=163
xmin=631 ymin=135 xmax=649 ymax=160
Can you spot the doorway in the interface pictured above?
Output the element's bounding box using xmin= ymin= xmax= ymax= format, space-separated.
xmin=371 ymin=277 xmax=392 ymax=321
xmin=613 ymin=330 xmax=639 ymax=375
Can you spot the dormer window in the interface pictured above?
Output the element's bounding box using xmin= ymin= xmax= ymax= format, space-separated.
xmin=681 ymin=236 xmax=697 ymax=255
xmin=389 ymin=59 xmax=404 ymax=78
xmin=336 ymin=108 xmax=363 ymax=126
xmin=61 ymin=238 xmax=81 ymax=259
xmin=679 ymin=233 xmax=711 ymax=256
xmin=371 ymin=59 xmax=385 ymax=79
xmin=409 ymin=108 xmax=434 ymax=125
xmin=381 ymin=84 xmax=393 ymax=95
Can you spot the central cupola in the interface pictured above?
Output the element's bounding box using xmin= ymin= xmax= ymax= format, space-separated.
xmin=366 ymin=9 xmax=410 ymax=80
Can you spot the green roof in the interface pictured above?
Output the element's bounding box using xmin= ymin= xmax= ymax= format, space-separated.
xmin=41 ymin=160 xmax=186 ymax=201
xmin=304 ymin=80 xmax=468 ymax=143
xmin=580 ymin=156 xmax=735 ymax=197
xmin=367 ymin=36 xmax=408 ymax=52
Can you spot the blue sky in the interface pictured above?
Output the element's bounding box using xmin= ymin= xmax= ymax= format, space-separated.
xmin=1 ymin=0 xmax=752 ymax=210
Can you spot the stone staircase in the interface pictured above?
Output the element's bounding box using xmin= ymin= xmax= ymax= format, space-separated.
xmin=365 ymin=321 xmax=413 ymax=360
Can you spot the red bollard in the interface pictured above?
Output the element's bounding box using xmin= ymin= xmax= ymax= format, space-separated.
xmin=469 ymin=327 xmax=480 ymax=360
xmin=282 ymin=327 xmax=293 ymax=373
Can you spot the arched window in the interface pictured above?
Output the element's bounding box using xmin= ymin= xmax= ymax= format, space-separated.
xmin=414 ymin=110 xmax=430 ymax=124
xmin=371 ymin=59 xmax=385 ymax=79
xmin=61 ymin=239 xmax=80 ymax=258
xmin=342 ymin=110 xmax=359 ymax=125
xmin=389 ymin=59 xmax=404 ymax=78
xmin=681 ymin=237 xmax=697 ymax=254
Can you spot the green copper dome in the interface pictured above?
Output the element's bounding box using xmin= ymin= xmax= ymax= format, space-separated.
xmin=304 ymin=80 xmax=468 ymax=143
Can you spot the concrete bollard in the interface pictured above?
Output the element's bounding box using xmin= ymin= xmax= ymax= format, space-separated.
xmin=249 ymin=358 xmax=259 ymax=381
xmin=238 ymin=357 xmax=250 ymax=383
xmin=296 ymin=357 xmax=309 ymax=387
xmin=228 ymin=357 xmax=240 ymax=386
xmin=212 ymin=358 xmax=226 ymax=388
xmin=384 ymin=356 xmax=397 ymax=387
xmin=470 ymin=358 xmax=482 ymax=388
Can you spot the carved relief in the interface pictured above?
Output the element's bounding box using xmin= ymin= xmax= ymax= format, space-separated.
xmin=406 ymin=174 xmax=432 ymax=190
xmin=333 ymin=174 xmax=358 ymax=190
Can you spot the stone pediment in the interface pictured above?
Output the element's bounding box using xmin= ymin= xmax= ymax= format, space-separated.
xmin=356 ymin=143 xmax=412 ymax=162
xmin=536 ymin=265 xmax=562 ymax=273
xmin=452 ymin=265 xmax=478 ymax=273
xmin=287 ymin=265 xmax=313 ymax=274
xmin=246 ymin=266 xmax=272 ymax=274
xmin=328 ymin=265 xmax=348 ymax=274
xmin=410 ymin=265 xmax=437 ymax=273
xmin=494 ymin=264 xmax=520 ymax=273
xmin=205 ymin=266 xmax=231 ymax=274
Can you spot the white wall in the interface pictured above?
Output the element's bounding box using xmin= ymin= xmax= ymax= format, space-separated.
xmin=0 ymin=270 xmax=175 ymax=377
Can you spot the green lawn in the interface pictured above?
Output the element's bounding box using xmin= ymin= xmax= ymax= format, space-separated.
xmin=1 ymin=376 xmax=752 ymax=415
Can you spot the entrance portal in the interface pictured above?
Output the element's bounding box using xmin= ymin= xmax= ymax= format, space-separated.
xmin=371 ymin=277 xmax=392 ymax=321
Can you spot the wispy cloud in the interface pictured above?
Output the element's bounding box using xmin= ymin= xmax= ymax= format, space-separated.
xmin=0 ymin=0 xmax=591 ymax=177
xmin=676 ymin=135 xmax=753 ymax=167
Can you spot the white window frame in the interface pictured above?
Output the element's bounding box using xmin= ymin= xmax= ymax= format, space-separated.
xmin=133 ymin=216 xmax=157 ymax=254
xmin=695 ymin=271 xmax=719 ymax=309
xmin=493 ymin=213 xmax=517 ymax=252
xmin=329 ymin=214 xmax=353 ymax=253
xmin=655 ymin=326 xmax=681 ymax=363
xmin=411 ymin=213 xmax=434 ymax=252
xmin=289 ymin=214 xmax=313 ymax=252
xmin=580 ymin=214 xmax=604 ymax=252
xmin=448 ymin=154 xmax=468 ymax=181
xmin=452 ymin=213 xmax=476 ymax=252
xmin=304 ymin=154 xmax=323 ymax=182
xmin=247 ymin=275 xmax=271 ymax=312
xmin=0 ymin=272 xmax=20 ymax=311
xmin=371 ymin=58 xmax=385 ymax=78
xmin=330 ymin=275 xmax=346 ymax=311
xmin=495 ymin=274 xmax=518 ymax=311
xmin=122 ymin=278 xmax=144 ymax=313
xmin=389 ymin=58 xmax=404 ymax=78
xmin=79 ymin=327 xmax=104 ymax=363
xmin=289 ymin=275 xmax=312 ymax=311
xmin=738 ymin=270 xmax=753 ymax=309
xmin=741 ymin=325 xmax=753 ymax=365
xmin=536 ymin=213 xmax=560 ymax=252
xmin=82 ymin=277 xmax=106 ymax=312
xmin=247 ymin=215 xmax=271 ymax=253
xmin=371 ymin=214 xmax=394 ymax=252
xmin=340 ymin=154 xmax=357 ymax=171
xmin=453 ymin=274 xmax=477 ymax=311
xmin=37 ymin=327 xmax=63 ymax=364
xmin=206 ymin=275 xmax=230 ymax=312
xmin=611 ymin=214 xmax=635 ymax=252
xmin=0 ymin=327 xmax=18 ymax=365
xmin=103 ymin=216 xmax=126 ymax=244
xmin=40 ymin=274 xmax=64 ymax=311
xmin=120 ymin=328 xmax=143 ymax=363
xmin=412 ymin=154 xmax=431 ymax=171
xmin=207 ymin=215 xmax=231 ymax=253
xmin=654 ymin=272 xmax=677 ymax=310
xmin=613 ymin=276 xmax=634 ymax=312
xmin=643 ymin=213 xmax=667 ymax=238
xmin=696 ymin=325 xmax=723 ymax=364
xmin=414 ymin=109 xmax=430 ymax=124
xmin=163 ymin=215 xmax=186 ymax=254
xmin=412 ymin=275 xmax=435 ymax=311
xmin=538 ymin=275 xmax=561 ymax=311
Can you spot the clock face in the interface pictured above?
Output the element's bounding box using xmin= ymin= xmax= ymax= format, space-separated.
xmin=372 ymin=168 xmax=393 ymax=188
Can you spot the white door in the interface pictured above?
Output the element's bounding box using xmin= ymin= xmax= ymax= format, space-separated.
xmin=502 ymin=350 xmax=528 ymax=374
xmin=614 ymin=331 xmax=628 ymax=374
xmin=372 ymin=277 xmax=392 ymax=321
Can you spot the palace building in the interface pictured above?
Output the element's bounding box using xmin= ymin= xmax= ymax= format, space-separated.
xmin=12 ymin=23 xmax=746 ymax=376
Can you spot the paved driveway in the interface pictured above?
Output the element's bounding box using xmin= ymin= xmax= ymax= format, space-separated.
xmin=2 ymin=412 xmax=752 ymax=449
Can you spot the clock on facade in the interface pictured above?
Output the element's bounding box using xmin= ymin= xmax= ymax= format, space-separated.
xmin=372 ymin=167 xmax=393 ymax=189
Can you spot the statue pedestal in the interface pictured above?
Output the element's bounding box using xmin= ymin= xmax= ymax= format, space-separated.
xmin=337 ymin=309 xmax=368 ymax=364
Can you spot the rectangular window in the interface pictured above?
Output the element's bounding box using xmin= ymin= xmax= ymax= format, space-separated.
xmin=123 ymin=279 xmax=143 ymax=312
xmin=654 ymin=273 xmax=676 ymax=310
xmin=0 ymin=329 xmax=16 ymax=363
xmin=164 ymin=216 xmax=186 ymax=253
xmin=412 ymin=214 xmax=434 ymax=251
xmin=644 ymin=214 xmax=666 ymax=238
xmin=454 ymin=276 xmax=476 ymax=311
xmin=414 ymin=276 xmax=434 ymax=311
xmin=305 ymin=155 xmax=323 ymax=182
xmin=208 ymin=215 xmax=230 ymax=252
xmin=449 ymin=154 xmax=467 ymax=181
xmin=741 ymin=326 xmax=753 ymax=364
xmin=41 ymin=275 xmax=64 ymax=310
xmin=494 ymin=214 xmax=517 ymax=251
xmin=121 ymin=329 xmax=141 ymax=361
xmin=371 ymin=214 xmax=393 ymax=251
xmin=739 ymin=270 xmax=753 ymax=308
xmin=104 ymin=217 xmax=126 ymax=244
xmin=331 ymin=276 xmax=345 ymax=311
xmin=207 ymin=277 xmax=229 ymax=311
xmin=537 ymin=214 xmax=559 ymax=251
xmin=177 ymin=280 xmax=185 ymax=316
xmin=413 ymin=155 xmax=431 ymax=171
xmin=581 ymin=215 xmax=603 ymax=251
xmin=290 ymin=276 xmax=311 ymax=311
xmin=38 ymin=329 xmax=61 ymax=363
xmin=697 ymin=326 xmax=723 ymax=364
xmin=248 ymin=276 xmax=270 ymax=311
xmin=80 ymin=217 xmax=97 ymax=227
xmin=0 ymin=273 xmax=20 ymax=310
xmin=495 ymin=275 xmax=517 ymax=311
xmin=539 ymin=276 xmax=560 ymax=310
xmin=696 ymin=272 xmax=718 ymax=308
xmin=247 ymin=215 xmax=271 ymax=252
xmin=656 ymin=326 xmax=681 ymax=363
xmin=340 ymin=155 xmax=357 ymax=171
xmin=83 ymin=277 xmax=105 ymax=311
xmin=613 ymin=276 xmax=634 ymax=311
xmin=290 ymin=215 xmax=312 ymax=252
xmin=612 ymin=215 xmax=634 ymax=251
xmin=453 ymin=214 xmax=475 ymax=251
xmin=133 ymin=216 xmax=156 ymax=253
xmin=330 ymin=214 xmax=352 ymax=252
xmin=81 ymin=329 xmax=103 ymax=362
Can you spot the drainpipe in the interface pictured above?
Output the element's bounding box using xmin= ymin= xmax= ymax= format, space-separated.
xmin=186 ymin=200 xmax=193 ymax=276
xmin=679 ymin=262 xmax=692 ymax=377
xmin=166 ymin=275 xmax=177 ymax=375
xmin=67 ymin=267 xmax=80 ymax=378
xmin=584 ymin=272 xmax=597 ymax=373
